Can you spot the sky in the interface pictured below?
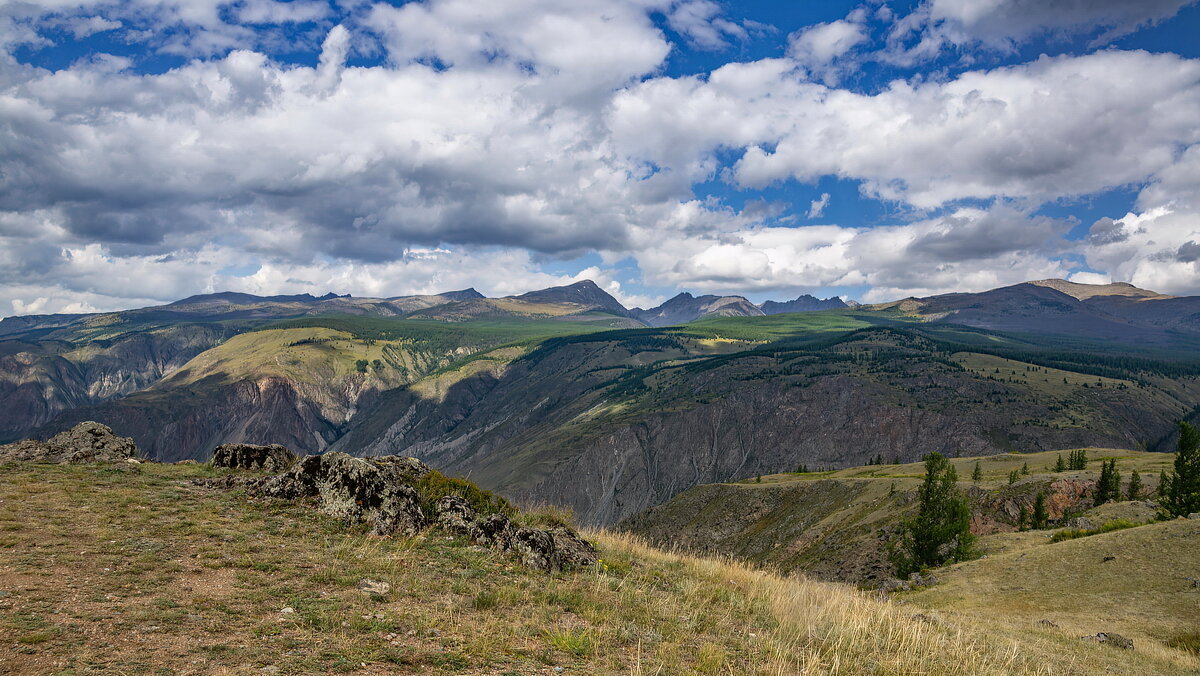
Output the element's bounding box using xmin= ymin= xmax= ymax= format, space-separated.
xmin=1 ymin=0 xmax=1199 ymax=316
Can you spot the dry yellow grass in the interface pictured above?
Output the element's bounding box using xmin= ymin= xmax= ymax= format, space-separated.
xmin=593 ymin=531 xmax=1193 ymax=675
xmin=0 ymin=462 xmax=1190 ymax=675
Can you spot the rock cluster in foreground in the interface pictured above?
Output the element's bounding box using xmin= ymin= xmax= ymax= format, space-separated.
xmin=211 ymin=442 xmax=298 ymax=472
xmin=226 ymin=450 xmax=599 ymax=573
xmin=0 ymin=422 xmax=137 ymax=464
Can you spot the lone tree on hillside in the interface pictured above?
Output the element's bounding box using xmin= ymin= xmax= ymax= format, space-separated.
xmin=1031 ymin=491 xmax=1049 ymax=529
xmin=1127 ymin=469 xmax=1143 ymax=501
xmin=889 ymin=452 xmax=975 ymax=578
xmin=972 ymin=462 xmax=982 ymax=482
xmin=1163 ymin=421 xmax=1200 ymax=517
xmin=1094 ymin=459 xmax=1121 ymax=506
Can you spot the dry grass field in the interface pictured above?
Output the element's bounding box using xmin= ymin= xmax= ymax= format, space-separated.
xmin=1 ymin=461 xmax=1195 ymax=674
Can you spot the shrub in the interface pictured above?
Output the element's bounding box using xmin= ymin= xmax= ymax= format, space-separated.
xmin=1049 ymin=518 xmax=1139 ymax=543
xmin=413 ymin=470 xmax=516 ymax=520
xmin=1167 ymin=632 xmax=1200 ymax=655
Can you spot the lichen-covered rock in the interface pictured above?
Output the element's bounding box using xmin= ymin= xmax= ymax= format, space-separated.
xmin=435 ymin=496 xmax=480 ymax=538
xmin=255 ymin=452 xmax=425 ymax=536
xmin=211 ymin=443 xmax=297 ymax=471
xmin=548 ymin=527 xmax=599 ymax=568
xmin=474 ymin=514 xmax=517 ymax=548
xmin=367 ymin=455 xmax=431 ymax=482
xmin=432 ymin=497 xmax=598 ymax=572
xmin=0 ymin=422 xmax=138 ymax=464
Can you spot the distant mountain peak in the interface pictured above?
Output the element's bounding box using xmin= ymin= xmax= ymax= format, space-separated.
xmin=167 ymin=291 xmax=347 ymax=306
xmin=1026 ymin=279 xmax=1167 ymax=301
xmin=512 ymin=279 xmax=628 ymax=315
xmin=438 ymin=288 xmax=486 ymax=301
xmin=633 ymin=292 xmax=762 ymax=327
xmin=759 ymin=294 xmax=848 ymax=315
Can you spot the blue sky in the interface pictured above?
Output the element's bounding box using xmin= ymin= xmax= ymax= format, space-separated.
xmin=1 ymin=0 xmax=1199 ymax=315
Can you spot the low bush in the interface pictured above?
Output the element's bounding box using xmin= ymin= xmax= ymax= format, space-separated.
xmin=1049 ymin=518 xmax=1140 ymax=543
xmin=413 ymin=469 xmax=516 ymax=519
xmin=1166 ymin=632 xmax=1200 ymax=654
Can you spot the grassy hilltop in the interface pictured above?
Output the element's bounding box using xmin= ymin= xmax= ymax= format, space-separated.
xmin=2 ymin=461 xmax=1196 ymax=675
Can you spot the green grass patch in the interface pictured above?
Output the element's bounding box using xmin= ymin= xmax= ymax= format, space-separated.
xmin=1050 ymin=518 xmax=1142 ymax=543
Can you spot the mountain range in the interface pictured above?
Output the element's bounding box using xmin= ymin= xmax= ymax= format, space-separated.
xmin=3 ymin=278 xmax=1199 ymax=526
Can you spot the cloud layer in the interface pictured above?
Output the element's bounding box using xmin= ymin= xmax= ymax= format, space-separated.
xmin=1 ymin=0 xmax=1198 ymax=315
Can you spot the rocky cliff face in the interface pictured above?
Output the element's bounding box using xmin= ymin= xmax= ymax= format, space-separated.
xmin=0 ymin=324 xmax=227 ymax=441
xmin=759 ymin=295 xmax=848 ymax=314
xmin=336 ymin=331 xmax=1194 ymax=526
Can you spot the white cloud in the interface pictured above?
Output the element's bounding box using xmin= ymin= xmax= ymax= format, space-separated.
xmin=788 ymin=18 xmax=868 ymax=83
xmin=626 ymin=204 xmax=1074 ymax=300
xmin=884 ymin=0 xmax=1198 ymax=64
xmin=807 ymin=193 xmax=830 ymax=219
xmin=2 ymin=2 xmax=1200 ymax=314
xmin=613 ymin=50 xmax=1200 ymax=208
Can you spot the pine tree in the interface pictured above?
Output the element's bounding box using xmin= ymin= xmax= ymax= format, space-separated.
xmin=1017 ymin=504 xmax=1029 ymax=532
xmin=1008 ymin=470 xmax=1019 ymax=485
xmin=1031 ymin=491 xmax=1049 ymax=529
xmin=1072 ymin=449 xmax=1089 ymax=471
xmin=889 ymin=452 xmax=975 ymax=578
xmin=1164 ymin=421 xmax=1200 ymax=517
xmin=1160 ymin=470 xmax=1173 ymax=500
xmin=1021 ymin=462 xmax=1030 ymax=476
xmin=1127 ymin=469 xmax=1143 ymax=501
xmin=1094 ymin=459 xmax=1121 ymax=506
xmin=1054 ymin=454 xmax=1066 ymax=472
xmin=972 ymin=462 xmax=982 ymax=482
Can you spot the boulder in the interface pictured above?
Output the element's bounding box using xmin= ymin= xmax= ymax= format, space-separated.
xmin=255 ymin=452 xmax=426 ymax=536
xmin=431 ymin=497 xmax=599 ymax=572
xmin=1064 ymin=517 xmax=1095 ymax=530
xmin=0 ymin=422 xmax=138 ymax=464
xmin=435 ymin=496 xmax=481 ymax=538
xmin=211 ymin=443 xmax=297 ymax=471
xmin=366 ymin=455 xmax=431 ymax=482
xmin=1081 ymin=632 xmax=1134 ymax=650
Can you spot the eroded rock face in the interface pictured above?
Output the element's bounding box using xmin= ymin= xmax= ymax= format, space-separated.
xmin=0 ymin=422 xmax=138 ymax=464
xmin=211 ymin=443 xmax=297 ymax=471
xmin=432 ymin=496 xmax=598 ymax=572
xmin=255 ymin=452 xmax=426 ymax=536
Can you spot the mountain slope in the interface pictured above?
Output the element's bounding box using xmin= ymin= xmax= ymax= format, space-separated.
xmin=760 ymin=294 xmax=848 ymax=314
xmin=867 ymin=280 xmax=1200 ymax=344
xmin=334 ymin=323 xmax=1199 ymax=525
xmin=619 ymin=448 xmax=1176 ymax=585
xmin=632 ymin=292 xmax=764 ymax=326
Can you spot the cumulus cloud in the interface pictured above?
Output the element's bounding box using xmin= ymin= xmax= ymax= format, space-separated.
xmin=885 ymin=0 xmax=1198 ymax=64
xmin=628 ymin=204 xmax=1074 ymax=300
xmin=614 ymin=50 xmax=1200 ymax=208
xmin=807 ymin=193 xmax=830 ymax=219
xmin=2 ymin=1 xmax=1200 ymax=315
xmin=788 ymin=16 xmax=868 ymax=83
